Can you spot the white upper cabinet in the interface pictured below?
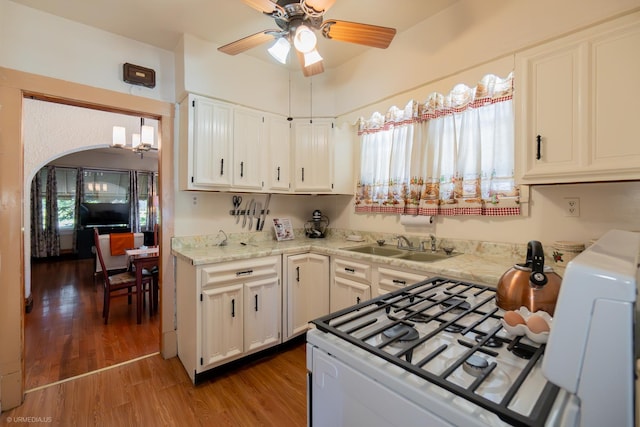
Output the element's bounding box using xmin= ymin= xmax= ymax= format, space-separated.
xmin=265 ymin=114 xmax=291 ymax=192
xmin=293 ymin=119 xmax=334 ymax=193
xmin=233 ymin=107 xmax=264 ymax=191
xmin=179 ymin=94 xmax=233 ymax=190
xmin=516 ymin=13 xmax=640 ymax=184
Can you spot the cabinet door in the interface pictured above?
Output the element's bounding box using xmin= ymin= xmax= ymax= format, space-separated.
xmin=233 ymin=107 xmax=264 ymax=190
xmin=589 ymin=20 xmax=640 ymax=175
xmin=266 ymin=115 xmax=291 ymax=192
xmin=201 ymin=283 xmax=243 ymax=368
xmin=244 ymin=276 xmax=280 ymax=353
xmin=331 ymin=276 xmax=371 ymax=312
xmin=516 ymin=41 xmax=587 ymax=182
xmin=516 ymin=14 xmax=640 ymax=184
xmin=192 ymin=96 xmax=234 ymax=188
xmin=286 ymin=253 xmax=329 ymax=338
xmin=293 ymin=120 xmax=333 ymax=192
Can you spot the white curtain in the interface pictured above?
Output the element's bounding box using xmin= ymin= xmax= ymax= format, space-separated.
xmin=356 ymin=73 xmax=519 ymax=217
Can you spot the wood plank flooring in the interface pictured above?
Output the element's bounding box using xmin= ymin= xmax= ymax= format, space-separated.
xmin=25 ymin=257 xmax=160 ymax=390
xmin=10 ymin=257 xmax=308 ymax=425
xmin=3 ymin=342 xmax=307 ymax=426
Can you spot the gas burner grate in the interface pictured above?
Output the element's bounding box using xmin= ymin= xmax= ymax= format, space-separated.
xmin=313 ymin=276 xmax=560 ymax=427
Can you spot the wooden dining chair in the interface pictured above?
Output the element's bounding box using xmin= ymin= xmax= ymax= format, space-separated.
xmin=94 ymin=228 xmax=153 ymax=324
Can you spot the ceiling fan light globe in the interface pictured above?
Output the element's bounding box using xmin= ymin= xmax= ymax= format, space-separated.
xmin=268 ymin=37 xmax=291 ymax=64
xmin=304 ymin=49 xmax=323 ymax=66
xmin=293 ymin=25 xmax=317 ymax=53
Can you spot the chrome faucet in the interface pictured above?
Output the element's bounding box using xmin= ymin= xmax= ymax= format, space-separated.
xmin=396 ymin=235 xmax=413 ymax=250
xmin=430 ymin=234 xmax=436 ymax=252
xmin=217 ymin=229 xmax=228 ymax=246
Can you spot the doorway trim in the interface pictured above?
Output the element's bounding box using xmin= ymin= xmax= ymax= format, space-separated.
xmin=0 ymin=67 xmax=176 ymax=411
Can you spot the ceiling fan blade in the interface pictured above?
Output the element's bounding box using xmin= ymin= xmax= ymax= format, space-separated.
xmin=218 ymin=31 xmax=276 ymax=55
xmin=321 ymin=20 xmax=397 ymax=49
xmin=296 ymin=50 xmax=324 ymax=77
xmin=241 ymin=0 xmax=278 ymax=14
xmin=303 ymin=0 xmax=337 ymax=13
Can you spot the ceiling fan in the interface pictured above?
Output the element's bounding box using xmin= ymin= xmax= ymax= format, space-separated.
xmin=218 ymin=0 xmax=397 ymax=77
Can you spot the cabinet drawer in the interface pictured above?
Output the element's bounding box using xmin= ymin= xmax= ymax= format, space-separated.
xmin=333 ymin=257 xmax=372 ymax=283
xmin=378 ymin=268 xmax=427 ymax=294
xmin=201 ymin=256 xmax=280 ymax=288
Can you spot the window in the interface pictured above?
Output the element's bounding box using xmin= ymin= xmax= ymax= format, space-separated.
xmin=355 ymin=73 xmax=519 ymax=217
xmin=83 ymin=170 xmax=130 ymax=204
xmin=36 ymin=167 xmax=77 ymax=229
xmin=136 ymin=171 xmax=157 ymax=230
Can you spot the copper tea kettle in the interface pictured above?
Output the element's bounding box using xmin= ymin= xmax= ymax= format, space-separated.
xmin=495 ymin=241 xmax=562 ymax=315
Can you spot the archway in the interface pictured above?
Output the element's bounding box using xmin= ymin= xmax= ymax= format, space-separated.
xmin=0 ymin=67 xmax=176 ymax=410
xmin=23 ymin=100 xmax=161 ymax=389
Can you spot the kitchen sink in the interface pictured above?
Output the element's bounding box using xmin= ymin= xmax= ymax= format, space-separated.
xmin=344 ymin=245 xmax=405 ymax=257
xmin=342 ymin=244 xmax=459 ymax=262
xmin=395 ymin=251 xmax=457 ymax=262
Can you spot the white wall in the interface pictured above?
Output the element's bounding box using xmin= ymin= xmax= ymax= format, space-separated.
xmin=328 ymin=0 xmax=640 ymax=116
xmin=0 ymin=0 xmax=175 ymax=102
xmin=177 ymin=34 xmax=336 ymax=118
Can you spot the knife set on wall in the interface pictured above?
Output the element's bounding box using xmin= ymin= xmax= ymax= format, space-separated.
xmin=230 ymin=194 xmax=271 ymax=231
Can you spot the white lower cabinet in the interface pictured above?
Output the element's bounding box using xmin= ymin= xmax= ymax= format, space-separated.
xmin=285 ymin=253 xmax=330 ymax=340
xmin=201 ymin=283 xmax=244 ymax=367
xmin=330 ymin=257 xmax=372 ymax=312
xmin=176 ymin=255 xmax=281 ymax=383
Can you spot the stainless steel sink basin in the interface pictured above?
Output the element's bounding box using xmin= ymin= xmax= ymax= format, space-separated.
xmin=343 ymin=244 xmax=459 ymax=262
xmin=344 ymin=245 xmax=405 ymax=257
xmin=394 ymin=251 xmax=457 ymax=262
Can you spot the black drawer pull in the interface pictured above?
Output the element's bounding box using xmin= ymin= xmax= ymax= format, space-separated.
xmin=392 ymin=279 xmax=406 ymax=285
xmin=356 ymin=297 xmax=361 ymax=304
xmin=344 ymin=267 xmax=355 ymax=274
xmin=236 ymin=269 xmax=253 ymax=276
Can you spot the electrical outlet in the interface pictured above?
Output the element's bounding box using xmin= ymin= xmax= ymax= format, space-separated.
xmin=564 ymin=197 xmax=580 ymax=217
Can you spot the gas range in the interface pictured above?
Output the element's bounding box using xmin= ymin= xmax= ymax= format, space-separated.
xmin=310 ymin=277 xmax=559 ymax=427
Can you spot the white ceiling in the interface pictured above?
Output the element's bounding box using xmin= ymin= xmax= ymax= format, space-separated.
xmin=10 ymin=0 xmax=458 ymax=70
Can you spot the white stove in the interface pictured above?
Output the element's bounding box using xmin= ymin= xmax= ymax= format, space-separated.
xmin=307 ymin=229 xmax=639 ymax=427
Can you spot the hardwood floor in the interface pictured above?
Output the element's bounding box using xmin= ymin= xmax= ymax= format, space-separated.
xmin=25 ymin=257 xmax=160 ymax=390
xmin=11 ymin=257 xmax=308 ymax=426
xmin=3 ymin=342 xmax=307 ymax=426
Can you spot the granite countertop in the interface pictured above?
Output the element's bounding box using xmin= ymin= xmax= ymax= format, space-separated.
xmin=171 ymin=230 xmax=563 ymax=288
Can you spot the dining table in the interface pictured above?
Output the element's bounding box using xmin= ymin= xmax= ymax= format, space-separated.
xmin=125 ymin=246 xmax=159 ymax=324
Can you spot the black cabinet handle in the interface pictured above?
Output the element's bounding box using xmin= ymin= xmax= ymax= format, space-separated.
xmin=344 ymin=267 xmax=355 ymax=274
xmin=220 ymin=159 xmax=224 ymax=175
xmin=240 ymin=161 xmax=244 ymax=178
xmin=255 ymin=294 xmax=258 ymax=312
xmin=231 ymin=299 xmax=235 ymax=317
xmin=392 ymin=279 xmax=406 ymax=285
xmin=296 ymin=266 xmax=300 ymax=282
xmin=301 ymin=167 xmax=305 ymax=182
xmin=277 ymin=166 xmax=281 ymax=181
xmin=356 ymin=297 xmax=361 ymax=304
xmin=536 ymin=135 xmax=542 ymax=160
xmin=236 ymin=269 xmax=253 ymax=276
